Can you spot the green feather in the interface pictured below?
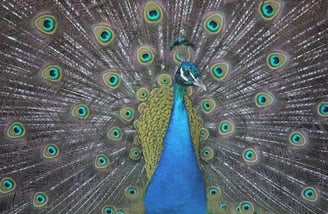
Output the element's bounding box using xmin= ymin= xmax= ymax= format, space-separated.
xmin=0 ymin=0 xmax=327 ymax=213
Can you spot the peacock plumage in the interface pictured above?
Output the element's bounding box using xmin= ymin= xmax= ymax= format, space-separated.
xmin=0 ymin=0 xmax=327 ymax=213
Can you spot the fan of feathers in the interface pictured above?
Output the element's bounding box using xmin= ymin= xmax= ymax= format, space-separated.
xmin=0 ymin=0 xmax=328 ymax=214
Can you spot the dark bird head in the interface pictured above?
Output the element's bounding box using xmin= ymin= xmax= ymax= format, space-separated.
xmin=175 ymin=61 xmax=206 ymax=90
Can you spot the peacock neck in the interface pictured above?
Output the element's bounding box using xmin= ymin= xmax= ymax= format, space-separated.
xmin=173 ymin=83 xmax=185 ymax=104
xmin=144 ymin=83 xmax=207 ymax=214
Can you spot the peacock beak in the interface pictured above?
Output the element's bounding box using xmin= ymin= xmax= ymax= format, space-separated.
xmin=193 ymin=78 xmax=207 ymax=91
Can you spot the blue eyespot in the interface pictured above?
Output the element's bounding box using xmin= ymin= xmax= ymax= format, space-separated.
xmin=200 ymin=147 xmax=214 ymax=161
xmin=120 ymin=107 xmax=134 ymax=122
xmin=203 ymin=12 xmax=224 ymax=34
xmin=34 ymin=14 xmax=57 ymax=34
xmin=259 ymin=1 xmax=281 ymax=20
xmin=107 ymin=127 xmax=123 ymax=141
xmin=201 ymin=99 xmax=216 ymax=113
xmin=93 ymin=25 xmax=115 ymax=46
xmin=129 ymin=147 xmax=142 ymax=161
xmin=210 ymin=62 xmax=229 ymax=81
xmin=267 ymin=52 xmax=287 ymax=69
xmin=95 ymin=154 xmax=110 ymax=169
xmin=72 ymin=104 xmax=89 ymax=119
xmin=255 ymin=92 xmax=274 ymax=108
xmin=289 ymin=131 xmax=307 ymax=147
xmin=317 ymin=101 xmax=328 ymax=117
xmin=144 ymin=1 xmax=163 ymax=24
xmin=137 ymin=46 xmax=154 ymax=65
xmin=301 ymin=187 xmax=318 ymax=202
xmin=218 ymin=120 xmax=235 ymax=136
xmin=206 ymin=186 xmax=222 ymax=200
xmin=33 ymin=192 xmax=48 ymax=207
xmin=43 ymin=144 xmax=60 ymax=159
xmin=124 ymin=186 xmax=142 ymax=200
xmin=100 ymin=30 xmax=112 ymax=42
xmin=1 ymin=177 xmax=16 ymax=193
xmin=242 ymin=148 xmax=259 ymax=164
xmin=7 ymin=122 xmax=25 ymax=139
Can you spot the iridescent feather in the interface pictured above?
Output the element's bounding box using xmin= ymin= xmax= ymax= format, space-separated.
xmin=0 ymin=0 xmax=328 ymax=214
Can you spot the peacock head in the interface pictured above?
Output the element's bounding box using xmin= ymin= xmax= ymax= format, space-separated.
xmin=175 ymin=61 xmax=206 ymax=90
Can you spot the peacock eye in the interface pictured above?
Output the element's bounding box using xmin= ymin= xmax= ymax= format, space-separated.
xmin=144 ymin=1 xmax=163 ymax=24
xmin=301 ymin=187 xmax=318 ymax=202
xmin=1 ymin=177 xmax=16 ymax=193
xmin=93 ymin=25 xmax=115 ymax=46
xmin=32 ymin=192 xmax=48 ymax=207
xmin=239 ymin=201 xmax=254 ymax=214
xmin=7 ymin=122 xmax=25 ymax=139
xmin=95 ymin=154 xmax=110 ymax=169
xmin=124 ymin=186 xmax=142 ymax=200
xmin=102 ymin=205 xmax=116 ymax=214
xmin=107 ymin=126 xmax=123 ymax=141
xmin=206 ymin=186 xmax=222 ymax=200
xmin=43 ymin=144 xmax=60 ymax=159
xmin=34 ymin=14 xmax=57 ymax=35
xmin=72 ymin=104 xmax=89 ymax=119
xmin=183 ymin=71 xmax=189 ymax=76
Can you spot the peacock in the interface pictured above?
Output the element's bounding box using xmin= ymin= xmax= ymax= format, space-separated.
xmin=0 ymin=0 xmax=327 ymax=213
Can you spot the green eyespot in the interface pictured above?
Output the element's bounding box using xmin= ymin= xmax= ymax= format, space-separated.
xmin=144 ymin=1 xmax=163 ymax=24
xmin=201 ymin=99 xmax=216 ymax=114
xmin=200 ymin=147 xmax=214 ymax=161
xmin=204 ymin=12 xmax=224 ymax=34
xmin=129 ymin=147 xmax=142 ymax=161
xmin=301 ymin=187 xmax=318 ymax=202
xmin=93 ymin=24 xmax=115 ymax=46
xmin=136 ymin=87 xmax=150 ymax=101
xmin=124 ymin=186 xmax=142 ymax=200
xmin=72 ymin=104 xmax=89 ymax=119
xmin=95 ymin=154 xmax=110 ymax=169
xmin=173 ymin=46 xmax=191 ymax=64
xmin=259 ymin=1 xmax=281 ymax=20
xmin=266 ymin=52 xmax=287 ymax=69
xmin=103 ymin=71 xmax=121 ymax=89
xmin=120 ymin=107 xmax=134 ymax=122
xmin=137 ymin=46 xmax=154 ymax=65
xmin=234 ymin=204 xmax=241 ymax=213
xmin=41 ymin=65 xmax=62 ymax=82
xmin=34 ymin=14 xmax=57 ymax=35
xmin=242 ymin=148 xmax=259 ymax=164
xmin=255 ymin=92 xmax=274 ymax=108
xmin=102 ymin=205 xmax=117 ymax=214
xmin=107 ymin=127 xmax=123 ymax=141
xmin=33 ymin=192 xmax=48 ymax=208
xmin=219 ymin=203 xmax=228 ymax=210
xmin=207 ymin=186 xmax=222 ymax=200
xmin=116 ymin=210 xmax=125 ymax=214
xmin=199 ymin=128 xmax=209 ymax=141
xmin=218 ymin=120 xmax=235 ymax=136
xmin=317 ymin=101 xmax=328 ymax=117
xmin=42 ymin=144 xmax=60 ymax=159
xmin=157 ymin=74 xmax=172 ymax=87
xmin=210 ymin=62 xmax=229 ymax=81
xmin=0 ymin=177 xmax=16 ymax=193
xmin=239 ymin=201 xmax=254 ymax=214
xmin=6 ymin=122 xmax=25 ymax=139
xmin=289 ymin=131 xmax=307 ymax=147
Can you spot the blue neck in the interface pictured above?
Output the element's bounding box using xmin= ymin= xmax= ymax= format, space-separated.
xmin=144 ymin=84 xmax=206 ymax=214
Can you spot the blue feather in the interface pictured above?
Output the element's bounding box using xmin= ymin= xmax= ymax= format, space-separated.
xmin=144 ymin=82 xmax=206 ymax=214
xmin=0 ymin=1 xmax=327 ymax=213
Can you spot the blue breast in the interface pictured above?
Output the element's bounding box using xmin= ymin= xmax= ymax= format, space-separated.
xmin=144 ymin=84 xmax=207 ymax=214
